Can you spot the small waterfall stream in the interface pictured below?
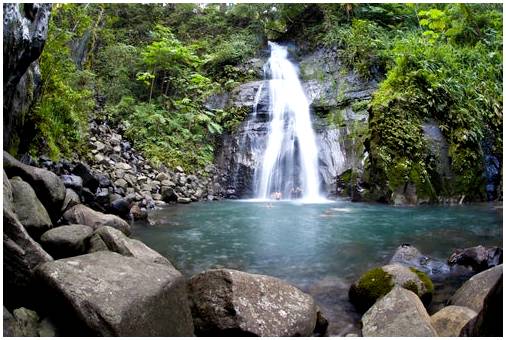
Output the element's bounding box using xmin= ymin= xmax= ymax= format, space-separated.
xmin=254 ymin=42 xmax=323 ymax=202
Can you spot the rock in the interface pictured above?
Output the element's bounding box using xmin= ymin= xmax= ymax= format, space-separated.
xmin=4 ymin=151 xmax=65 ymax=222
xmin=4 ymin=3 xmax=52 ymax=151
xmin=130 ymin=204 xmax=147 ymax=221
xmin=38 ymin=317 xmax=57 ymax=337
xmin=460 ymin=274 xmax=502 ymax=336
xmin=314 ymin=307 xmax=329 ymax=336
xmin=62 ymin=204 xmax=131 ymax=236
xmin=4 ymin=201 xmax=53 ymax=309
xmin=390 ymin=243 xmax=449 ymax=275
xmin=392 ymin=183 xmax=418 ymax=205
xmin=155 ymin=172 xmax=170 ymax=181
xmin=61 ymin=188 xmax=81 ymax=212
xmin=109 ymin=198 xmax=131 ymax=219
xmin=176 ymin=166 xmax=184 ymax=173
xmin=114 ymin=178 xmax=128 ymax=188
xmin=60 ymin=174 xmax=83 ymax=193
xmin=93 ymin=226 xmax=173 ymax=267
xmin=94 ymin=141 xmax=106 ymax=151
xmin=177 ymin=197 xmax=192 ymax=204
xmin=40 ymin=225 xmax=94 ymax=259
xmin=12 ymin=307 xmax=39 ymax=336
xmin=3 ymin=307 xmax=16 ymax=336
xmin=4 ymin=170 xmax=14 ymax=212
xmin=161 ymin=186 xmax=178 ymax=203
xmin=87 ymin=234 xmax=109 ymax=253
xmin=96 ymin=174 xmax=111 ymax=188
xmin=188 ymin=268 xmax=318 ymax=336
xmin=10 ymin=176 xmax=52 ymax=238
xmin=449 ymin=264 xmax=503 ymax=313
xmin=349 ymin=264 xmax=433 ymax=313
xmin=72 ymin=163 xmax=99 ymax=193
xmin=115 ymin=162 xmax=132 ymax=171
xmin=161 ymin=179 xmax=176 ymax=187
xmin=361 ymin=286 xmax=437 ymax=336
xmin=430 ymin=305 xmax=477 ymax=337
xmin=448 ymin=245 xmax=502 ymax=272
xmin=35 ymin=251 xmax=194 ymax=336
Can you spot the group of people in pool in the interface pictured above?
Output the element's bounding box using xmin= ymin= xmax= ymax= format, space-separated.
xmin=267 ymin=186 xmax=303 ymax=205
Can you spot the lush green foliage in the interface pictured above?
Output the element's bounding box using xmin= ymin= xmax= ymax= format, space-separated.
xmin=32 ymin=3 xmax=502 ymax=192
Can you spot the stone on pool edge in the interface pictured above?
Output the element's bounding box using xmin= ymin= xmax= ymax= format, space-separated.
xmin=35 ymin=251 xmax=194 ymax=336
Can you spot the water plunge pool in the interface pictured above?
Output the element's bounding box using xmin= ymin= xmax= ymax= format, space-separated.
xmin=132 ymin=200 xmax=502 ymax=335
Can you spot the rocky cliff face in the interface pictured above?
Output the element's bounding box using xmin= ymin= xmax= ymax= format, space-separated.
xmin=213 ymin=47 xmax=377 ymax=198
xmin=3 ymin=3 xmax=51 ymax=153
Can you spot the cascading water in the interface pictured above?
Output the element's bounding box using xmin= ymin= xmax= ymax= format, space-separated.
xmin=254 ymin=42 xmax=323 ymax=202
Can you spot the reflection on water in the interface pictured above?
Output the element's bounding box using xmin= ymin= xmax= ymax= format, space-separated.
xmin=132 ymin=200 xmax=502 ymax=335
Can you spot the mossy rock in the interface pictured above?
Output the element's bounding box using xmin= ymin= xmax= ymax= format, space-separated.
xmin=349 ymin=264 xmax=434 ymax=313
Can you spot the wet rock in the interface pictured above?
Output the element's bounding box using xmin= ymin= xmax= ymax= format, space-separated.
xmin=188 ymin=268 xmax=318 ymax=336
xmin=361 ymin=286 xmax=437 ymax=336
xmin=40 ymin=224 xmax=94 ymax=259
xmin=72 ymin=163 xmax=99 ymax=193
xmin=10 ymin=176 xmax=52 ymax=238
xmin=449 ymin=264 xmax=502 ymax=313
xmin=314 ymin=307 xmax=329 ymax=336
xmin=130 ymin=204 xmax=147 ymax=221
xmin=61 ymin=174 xmax=83 ymax=193
xmin=4 ymin=151 xmax=65 ymax=222
xmin=62 ymin=204 xmax=130 ymax=236
xmin=349 ymin=264 xmax=433 ymax=313
xmin=390 ymin=244 xmax=449 ymax=275
xmin=430 ymin=305 xmax=477 ymax=337
xmin=448 ymin=245 xmax=502 ymax=272
xmin=35 ymin=251 xmax=194 ymax=336
xmin=109 ymin=198 xmax=131 ymax=219
xmin=161 ymin=186 xmax=178 ymax=203
xmin=93 ymin=226 xmax=173 ymax=267
xmin=177 ymin=197 xmax=192 ymax=204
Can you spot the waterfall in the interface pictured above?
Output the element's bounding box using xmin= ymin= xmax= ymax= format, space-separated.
xmin=254 ymin=42 xmax=323 ymax=202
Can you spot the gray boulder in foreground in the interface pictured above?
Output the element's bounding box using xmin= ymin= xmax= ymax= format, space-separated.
xmin=90 ymin=226 xmax=174 ymax=267
xmin=449 ymin=264 xmax=502 ymax=313
xmin=10 ymin=176 xmax=52 ymax=238
xmin=4 ymin=151 xmax=65 ymax=223
xmin=188 ymin=268 xmax=318 ymax=336
xmin=361 ymin=286 xmax=437 ymax=337
xmin=62 ymin=204 xmax=130 ymax=235
xmin=40 ymin=225 xmax=94 ymax=259
xmin=35 ymin=251 xmax=194 ymax=336
xmin=430 ymin=305 xmax=477 ymax=337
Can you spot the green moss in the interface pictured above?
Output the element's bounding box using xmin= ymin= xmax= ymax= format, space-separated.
xmin=349 ymin=267 xmax=394 ymax=312
xmin=351 ymin=100 xmax=370 ymax=113
xmin=409 ymin=267 xmax=434 ymax=295
xmin=402 ymin=280 xmax=419 ymax=295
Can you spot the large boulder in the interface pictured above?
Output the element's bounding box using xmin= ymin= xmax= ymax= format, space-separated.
xmin=349 ymin=264 xmax=433 ymax=313
xmin=4 ymin=170 xmax=14 ymax=212
xmin=40 ymin=224 xmax=94 ymax=259
xmin=3 ymin=204 xmax=53 ymax=309
xmin=361 ymin=286 xmax=438 ymax=337
xmin=90 ymin=226 xmax=173 ymax=267
xmin=448 ymin=245 xmax=502 ymax=272
xmin=10 ymin=176 xmax=52 ymax=238
xmin=430 ymin=305 xmax=477 ymax=336
xmin=449 ymin=264 xmax=503 ymax=313
xmin=4 ymin=151 xmax=65 ymax=222
xmin=62 ymin=204 xmax=130 ymax=236
xmin=460 ymin=274 xmax=502 ymax=336
xmin=35 ymin=251 xmax=194 ymax=336
xmin=188 ymin=268 xmax=318 ymax=336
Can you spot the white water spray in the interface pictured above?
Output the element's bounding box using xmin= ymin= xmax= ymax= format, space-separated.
xmin=255 ymin=42 xmax=323 ymax=202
